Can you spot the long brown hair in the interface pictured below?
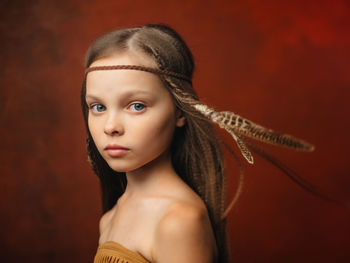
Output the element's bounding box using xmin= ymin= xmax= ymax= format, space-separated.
xmin=81 ymin=24 xmax=230 ymax=262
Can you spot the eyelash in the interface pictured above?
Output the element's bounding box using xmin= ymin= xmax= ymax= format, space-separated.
xmin=90 ymin=104 xmax=106 ymax=113
xmin=88 ymin=102 xmax=147 ymax=114
xmin=129 ymin=102 xmax=146 ymax=112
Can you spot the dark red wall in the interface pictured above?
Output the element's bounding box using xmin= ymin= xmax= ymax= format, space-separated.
xmin=1 ymin=0 xmax=349 ymax=262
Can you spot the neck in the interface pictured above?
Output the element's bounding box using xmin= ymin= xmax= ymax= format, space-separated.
xmin=124 ymin=151 xmax=178 ymax=197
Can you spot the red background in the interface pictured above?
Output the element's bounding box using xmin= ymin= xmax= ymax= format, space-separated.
xmin=1 ymin=0 xmax=350 ymax=262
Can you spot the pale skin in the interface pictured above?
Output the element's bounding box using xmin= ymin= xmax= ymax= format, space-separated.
xmin=86 ymin=50 xmax=217 ymax=262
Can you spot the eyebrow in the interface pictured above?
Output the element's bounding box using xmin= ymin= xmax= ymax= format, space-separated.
xmin=85 ymin=90 xmax=154 ymax=100
xmin=85 ymin=94 xmax=100 ymax=101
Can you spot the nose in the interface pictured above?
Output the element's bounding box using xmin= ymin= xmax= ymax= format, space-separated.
xmin=104 ymin=114 xmax=124 ymax=136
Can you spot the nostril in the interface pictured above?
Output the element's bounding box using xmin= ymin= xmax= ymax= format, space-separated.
xmin=104 ymin=125 xmax=123 ymax=136
xmin=104 ymin=116 xmax=124 ymax=135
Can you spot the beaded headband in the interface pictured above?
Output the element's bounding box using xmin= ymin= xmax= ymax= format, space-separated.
xmin=85 ymin=65 xmax=314 ymax=164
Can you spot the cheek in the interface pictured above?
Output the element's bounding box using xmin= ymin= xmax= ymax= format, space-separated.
xmin=130 ymin=113 xmax=176 ymax=150
xmin=88 ymin=116 xmax=102 ymax=146
xmin=88 ymin=116 xmax=95 ymax=136
xmin=153 ymin=117 xmax=176 ymax=144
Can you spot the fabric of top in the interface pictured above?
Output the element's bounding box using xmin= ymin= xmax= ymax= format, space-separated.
xmin=94 ymin=241 xmax=150 ymax=263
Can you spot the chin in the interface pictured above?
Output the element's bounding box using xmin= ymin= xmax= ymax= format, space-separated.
xmin=104 ymin=151 xmax=167 ymax=173
xmin=107 ymin=163 xmax=133 ymax=173
xmin=106 ymin=159 xmax=143 ymax=173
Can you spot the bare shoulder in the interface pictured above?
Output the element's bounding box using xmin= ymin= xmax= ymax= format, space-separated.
xmin=157 ymin=201 xmax=208 ymax=233
xmin=152 ymin=201 xmax=217 ymax=263
xmin=98 ymin=209 xmax=114 ymax=235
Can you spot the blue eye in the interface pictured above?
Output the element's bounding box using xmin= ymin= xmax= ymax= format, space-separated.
xmin=130 ymin=103 xmax=146 ymax=112
xmin=91 ymin=104 xmax=106 ymax=113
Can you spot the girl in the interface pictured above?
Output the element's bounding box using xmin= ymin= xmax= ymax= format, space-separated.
xmin=81 ymin=24 xmax=313 ymax=263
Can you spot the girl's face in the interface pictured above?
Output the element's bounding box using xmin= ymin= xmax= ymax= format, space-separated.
xmin=85 ymin=52 xmax=185 ymax=173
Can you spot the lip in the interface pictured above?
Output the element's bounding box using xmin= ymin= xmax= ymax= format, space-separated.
xmin=104 ymin=144 xmax=130 ymax=157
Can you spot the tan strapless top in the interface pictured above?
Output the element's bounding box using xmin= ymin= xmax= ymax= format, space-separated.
xmin=94 ymin=241 xmax=150 ymax=263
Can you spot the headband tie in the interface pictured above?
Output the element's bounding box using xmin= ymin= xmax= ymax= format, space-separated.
xmin=85 ymin=65 xmax=192 ymax=83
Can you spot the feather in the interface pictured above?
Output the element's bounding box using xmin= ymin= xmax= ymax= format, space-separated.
xmin=193 ymin=104 xmax=315 ymax=163
xmin=214 ymin=111 xmax=315 ymax=151
xmin=223 ymin=129 xmax=254 ymax=164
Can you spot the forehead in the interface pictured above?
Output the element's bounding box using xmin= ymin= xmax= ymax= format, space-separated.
xmin=85 ymin=53 xmax=165 ymax=97
xmin=90 ymin=50 xmax=157 ymax=68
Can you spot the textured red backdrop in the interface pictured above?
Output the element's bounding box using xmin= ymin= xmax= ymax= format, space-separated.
xmin=1 ymin=0 xmax=349 ymax=262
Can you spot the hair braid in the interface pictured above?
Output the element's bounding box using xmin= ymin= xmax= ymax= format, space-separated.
xmin=162 ymin=76 xmax=228 ymax=222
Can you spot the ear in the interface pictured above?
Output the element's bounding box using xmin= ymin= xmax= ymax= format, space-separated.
xmin=175 ymin=110 xmax=186 ymax=127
